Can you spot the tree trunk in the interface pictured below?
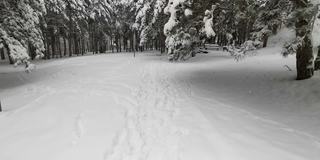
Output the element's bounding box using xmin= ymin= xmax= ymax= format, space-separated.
xmin=116 ymin=35 xmax=119 ymax=53
xmin=296 ymin=34 xmax=314 ymax=80
xmin=81 ymin=38 xmax=85 ymax=55
xmin=74 ymin=34 xmax=79 ymax=56
xmin=119 ymin=36 xmax=122 ymax=52
xmin=64 ymin=37 xmax=67 ymax=56
xmin=4 ymin=44 xmax=14 ymax=64
xmin=315 ymin=46 xmax=320 ymax=71
xmin=58 ymin=36 xmax=62 ymax=58
xmin=51 ymin=34 xmax=56 ymax=59
xmin=44 ymin=34 xmax=50 ymax=59
xmin=1 ymin=48 xmax=5 ymax=60
xmin=69 ymin=37 xmax=73 ymax=57
xmin=263 ymin=35 xmax=268 ymax=48
xmin=29 ymin=44 xmax=36 ymax=60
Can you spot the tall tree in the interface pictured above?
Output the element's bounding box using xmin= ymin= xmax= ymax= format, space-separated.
xmin=283 ymin=0 xmax=319 ymax=80
xmin=0 ymin=0 xmax=46 ymax=67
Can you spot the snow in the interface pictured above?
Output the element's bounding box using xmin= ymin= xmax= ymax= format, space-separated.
xmin=184 ymin=9 xmax=193 ymax=17
xmin=164 ymin=0 xmax=188 ymax=36
xmin=203 ymin=7 xmax=216 ymax=38
xmin=1 ymin=48 xmax=320 ymax=160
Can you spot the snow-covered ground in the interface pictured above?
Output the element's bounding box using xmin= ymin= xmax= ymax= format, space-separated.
xmin=0 ymin=48 xmax=320 ymax=160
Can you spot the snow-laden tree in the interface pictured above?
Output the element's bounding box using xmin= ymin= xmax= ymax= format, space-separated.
xmin=252 ymin=0 xmax=292 ymax=47
xmin=163 ymin=0 xmax=199 ymax=61
xmin=282 ymin=0 xmax=320 ymax=80
xmin=0 ymin=0 xmax=46 ymax=68
xmin=130 ymin=0 xmax=167 ymax=52
xmin=202 ymin=6 xmax=216 ymax=39
xmin=43 ymin=0 xmax=113 ymax=58
xmin=1 ymin=0 xmax=116 ymax=67
xmin=86 ymin=0 xmax=113 ymax=53
xmin=197 ymin=0 xmax=263 ymax=48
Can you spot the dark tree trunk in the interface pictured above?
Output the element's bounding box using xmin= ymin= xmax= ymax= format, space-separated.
xmin=161 ymin=32 xmax=165 ymax=54
xmin=8 ymin=53 xmax=14 ymax=64
xmin=4 ymin=44 xmax=14 ymax=64
xmin=130 ymin=32 xmax=134 ymax=52
xmin=1 ymin=48 xmax=5 ymax=60
xmin=81 ymin=38 xmax=85 ymax=55
xmin=64 ymin=37 xmax=67 ymax=56
xmin=29 ymin=44 xmax=36 ymax=60
xmin=96 ymin=39 xmax=99 ymax=54
xmin=51 ymin=34 xmax=56 ymax=59
xmin=69 ymin=37 xmax=73 ymax=57
xmin=119 ymin=36 xmax=122 ymax=52
xmin=294 ymin=1 xmax=315 ymax=80
xmin=111 ymin=36 xmax=114 ymax=53
xmin=45 ymin=41 xmax=49 ymax=59
xmin=315 ymin=46 xmax=320 ymax=71
xmin=44 ymin=34 xmax=50 ymax=59
xmin=116 ymin=35 xmax=119 ymax=53
xmin=58 ymin=36 xmax=62 ymax=58
xmin=74 ymin=34 xmax=79 ymax=56
xmin=67 ymin=2 xmax=73 ymax=57
xmin=296 ymin=34 xmax=314 ymax=80
xmin=263 ymin=35 xmax=268 ymax=48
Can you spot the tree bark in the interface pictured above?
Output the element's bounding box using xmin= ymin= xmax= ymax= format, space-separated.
xmin=296 ymin=34 xmax=314 ymax=80
xmin=0 ymin=48 xmax=5 ymax=60
xmin=74 ymin=34 xmax=79 ymax=56
xmin=315 ymin=46 xmax=320 ymax=71
xmin=4 ymin=44 xmax=14 ymax=64
xmin=69 ymin=37 xmax=73 ymax=57
xmin=29 ymin=44 xmax=36 ymax=60
xmin=51 ymin=34 xmax=56 ymax=59
xmin=58 ymin=36 xmax=62 ymax=58
xmin=64 ymin=37 xmax=67 ymax=56
xmin=263 ymin=35 xmax=268 ymax=48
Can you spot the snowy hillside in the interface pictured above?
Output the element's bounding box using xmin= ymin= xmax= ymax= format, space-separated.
xmin=1 ymin=48 xmax=320 ymax=160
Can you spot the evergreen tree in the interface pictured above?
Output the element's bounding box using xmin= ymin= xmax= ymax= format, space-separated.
xmin=0 ymin=0 xmax=46 ymax=68
xmin=283 ymin=0 xmax=320 ymax=80
xmin=253 ymin=0 xmax=291 ymax=47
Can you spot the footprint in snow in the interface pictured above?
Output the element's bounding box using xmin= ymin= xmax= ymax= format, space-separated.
xmin=72 ymin=113 xmax=85 ymax=145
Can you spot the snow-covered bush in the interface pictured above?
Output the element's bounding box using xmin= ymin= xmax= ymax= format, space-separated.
xmin=227 ymin=40 xmax=261 ymax=61
xmin=166 ymin=29 xmax=194 ymax=61
xmin=282 ymin=37 xmax=304 ymax=57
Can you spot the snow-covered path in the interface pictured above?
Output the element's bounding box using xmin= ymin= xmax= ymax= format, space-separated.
xmin=1 ymin=49 xmax=320 ymax=160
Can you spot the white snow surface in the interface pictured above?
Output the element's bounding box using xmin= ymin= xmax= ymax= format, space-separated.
xmin=1 ymin=48 xmax=320 ymax=160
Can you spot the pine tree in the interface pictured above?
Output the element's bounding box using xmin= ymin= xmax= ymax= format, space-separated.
xmin=283 ymin=0 xmax=319 ymax=80
xmin=0 ymin=0 xmax=46 ymax=68
xmin=253 ymin=0 xmax=291 ymax=47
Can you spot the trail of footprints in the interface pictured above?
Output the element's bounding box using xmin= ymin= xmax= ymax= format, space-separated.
xmin=105 ymin=64 xmax=187 ymax=160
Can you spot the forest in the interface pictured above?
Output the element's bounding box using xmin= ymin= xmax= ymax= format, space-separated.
xmin=1 ymin=0 xmax=320 ymax=80
xmin=1 ymin=1 xmax=320 ymax=160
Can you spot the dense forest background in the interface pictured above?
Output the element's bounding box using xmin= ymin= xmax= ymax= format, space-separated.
xmin=1 ymin=0 xmax=320 ymax=80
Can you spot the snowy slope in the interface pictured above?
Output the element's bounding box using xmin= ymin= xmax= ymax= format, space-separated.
xmin=0 ymin=49 xmax=320 ymax=160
